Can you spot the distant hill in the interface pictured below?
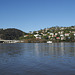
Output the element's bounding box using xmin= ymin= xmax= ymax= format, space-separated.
xmin=0 ymin=28 xmax=26 ymax=40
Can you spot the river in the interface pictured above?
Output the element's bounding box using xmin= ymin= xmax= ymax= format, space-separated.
xmin=0 ymin=43 xmax=75 ymax=75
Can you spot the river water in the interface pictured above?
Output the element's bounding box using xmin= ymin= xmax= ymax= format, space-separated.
xmin=0 ymin=43 xmax=75 ymax=75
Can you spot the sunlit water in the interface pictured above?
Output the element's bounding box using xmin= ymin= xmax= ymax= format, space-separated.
xmin=0 ymin=43 xmax=75 ymax=75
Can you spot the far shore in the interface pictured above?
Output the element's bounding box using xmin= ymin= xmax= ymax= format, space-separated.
xmin=20 ymin=39 xmax=75 ymax=43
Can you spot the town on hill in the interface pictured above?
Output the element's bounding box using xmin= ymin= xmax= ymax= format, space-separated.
xmin=0 ymin=26 xmax=75 ymax=43
xmin=20 ymin=26 xmax=75 ymax=43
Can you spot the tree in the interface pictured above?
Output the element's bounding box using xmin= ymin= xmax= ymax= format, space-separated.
xmin=0 ymin=28 xmax=25 ymax=40
xmin=69 ymin=33 xmax=74 ymax=41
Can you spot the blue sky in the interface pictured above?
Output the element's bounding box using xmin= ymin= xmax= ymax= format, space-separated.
xmin=0 ymin=0 xmax=75 ymax=32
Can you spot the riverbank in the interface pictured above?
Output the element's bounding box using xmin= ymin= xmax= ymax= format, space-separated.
xmin=0 ymin=39 xmax=75 ymax=43
xmin=21 ymin=39 xmax=75 ymax=43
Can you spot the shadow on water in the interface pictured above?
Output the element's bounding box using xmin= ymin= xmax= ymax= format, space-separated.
xmin=0 ymin=43 xmax=75 ymax=75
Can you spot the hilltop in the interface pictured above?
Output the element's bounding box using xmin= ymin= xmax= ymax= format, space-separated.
xmin=0 ymin=28 xmax=26 ymax=40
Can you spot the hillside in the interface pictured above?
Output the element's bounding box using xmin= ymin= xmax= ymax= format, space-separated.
xmin=0 ymin=28 xmax=26 ymax=40
xmin=0 ymin=26 xmax=75 ymax=42
xmin=21 ymin=26 xmax=75 ymax=42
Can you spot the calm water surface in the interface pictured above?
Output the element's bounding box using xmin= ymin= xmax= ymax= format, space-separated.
xmin=0 ymin=43 xmax=75 ymax=75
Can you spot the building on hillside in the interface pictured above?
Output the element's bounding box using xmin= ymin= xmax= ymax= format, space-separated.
xmin=43 ymin=34 xmax=47 ymax=36
xmin=58 ymin=32 xmax=61 ymax=34
xmin=50 ymin=33 xmax=54 ymax=35
xmin=55 ymin=33 xmax=58 ymax=36
xmin=34 ymin=34 xmax=39 ymax=37
xmin=36 ymin=31 xmax=39 ymax=34
xmin=34 ymin=34 xmax=41 ymax=39
xmin=61 ymin=37 xmax=65 ymax=40
xmin=74 ymin=33 xmax=75 ymax=36
xmin=60 ymin=31 xmax=64 ymax=34
xmin=56 ymin=37 xmax=60 ymax=40
xmin=53 ymin=35 xmax=56 ymax=37
xmin=48 ymin=36 xmax=51 ymax=38
xmin=60 ymin=34 xmax=64 ymax=37
xmin=36 ymin=36 xmax=41 ymax=39
xmin=65 ymin=33 xmax=69 ymax=36
xmin=50 ymin=33 xmax=54 ymax=37
xmin=24 ymin=35 xmax=29 ymax=37
xmin=60 ymin=27 xmax=64 ymax=30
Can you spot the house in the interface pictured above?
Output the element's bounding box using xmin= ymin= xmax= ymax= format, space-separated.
xmin=60 ymin=27 xmax=64 ymax=30
xmin=36 ymin=31 xmax=39 ymax=34
xmin=43 ymin=34 xmax=47 ymax=36
xmin=55 ymin=33 xmax=58 ymax=36
xmin=65 ymin=33 xmax=69 ymax=36
xmin=36 ymin=36 xmax=41 ymax=39
xmin=48 ymin=36 xmax=51 ymax=38
xmin=58 ymin=32 xmax=61 ymax=34
xmin=60 ymin=34 xmax=64 ymax=37
xmin=71 ymin=28 xmax=75 ymax=29
xmin=50 ymin=33 xmax=54 ymax=35
xmin=50 ymin=33 xmax=54 ymax=37
xmin=41 ymin=33 xmax=43 ymax=35
xmin=60 ymin=31 xmax=64 ymax=34
xmin=56 ymin=37 xmax=60 ymax=39
xmin=34 ymin=34 xmax=41 ymax=39
xmin=34 ymin=34 xmax=39 ymax=37
xmin=24 ymin=35 xmax=29 ymax=37
xmin=61 ymin=37 xmax=65 ymax=40
xmin=53 ymin=35 xmax=56 ymax=37
xmin=74 ymin=33 xmax=75 ymax=36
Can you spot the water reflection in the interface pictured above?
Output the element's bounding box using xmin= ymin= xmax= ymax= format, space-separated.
xmin=0 ymin=43 xmax=75 ymax=57
xmin=34 ymin=43 xmax=39 ymax=56
xmin=0 ymin=43 xmax=75 ymax=75
xmin=33 ymin=43 xmax=75 ymax=58
xmin=0 ymin=43 xmax=25 ymax=57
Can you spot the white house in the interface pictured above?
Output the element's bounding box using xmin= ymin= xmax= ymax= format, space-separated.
xmin=36 ymin=36 xmax=41 ymax=39
xmin=60 ymin=34 xmax=64 ymax=37
xmin=48 ymin=36 xmax=51 ymax=38
xmin=43 ymin=34 xmax=47 ymax=36
xmin=34 ymin=34 xmax=41 ymax=39
xmin=55 ymin=33 xmax=58 ymax=35
xmin=61 ymin=31 xmax=64 ymax=34
xmin=74 ymin=33 xmax=75 ymax=36
xmin=61 ymin=37 xmax=65 ymax=40
xmin=58 ymin=32 xmax=61 ymax=34
xmin=34 ymin=34 xmax=39 ymax=37
xmin=65 ymin=33 xmax=69 ymax=36
xmin=60 ymin=27 xmax=64 ymax=30
xmin=50 ymin=33 xmax=54 ymax=35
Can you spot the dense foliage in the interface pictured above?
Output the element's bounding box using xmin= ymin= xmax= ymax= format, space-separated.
xmin=0 ymin=28 xmax=26 ymax=40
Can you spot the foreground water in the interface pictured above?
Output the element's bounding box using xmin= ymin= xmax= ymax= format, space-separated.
xmin=0 ymin=43 xmax=75 ymax=75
